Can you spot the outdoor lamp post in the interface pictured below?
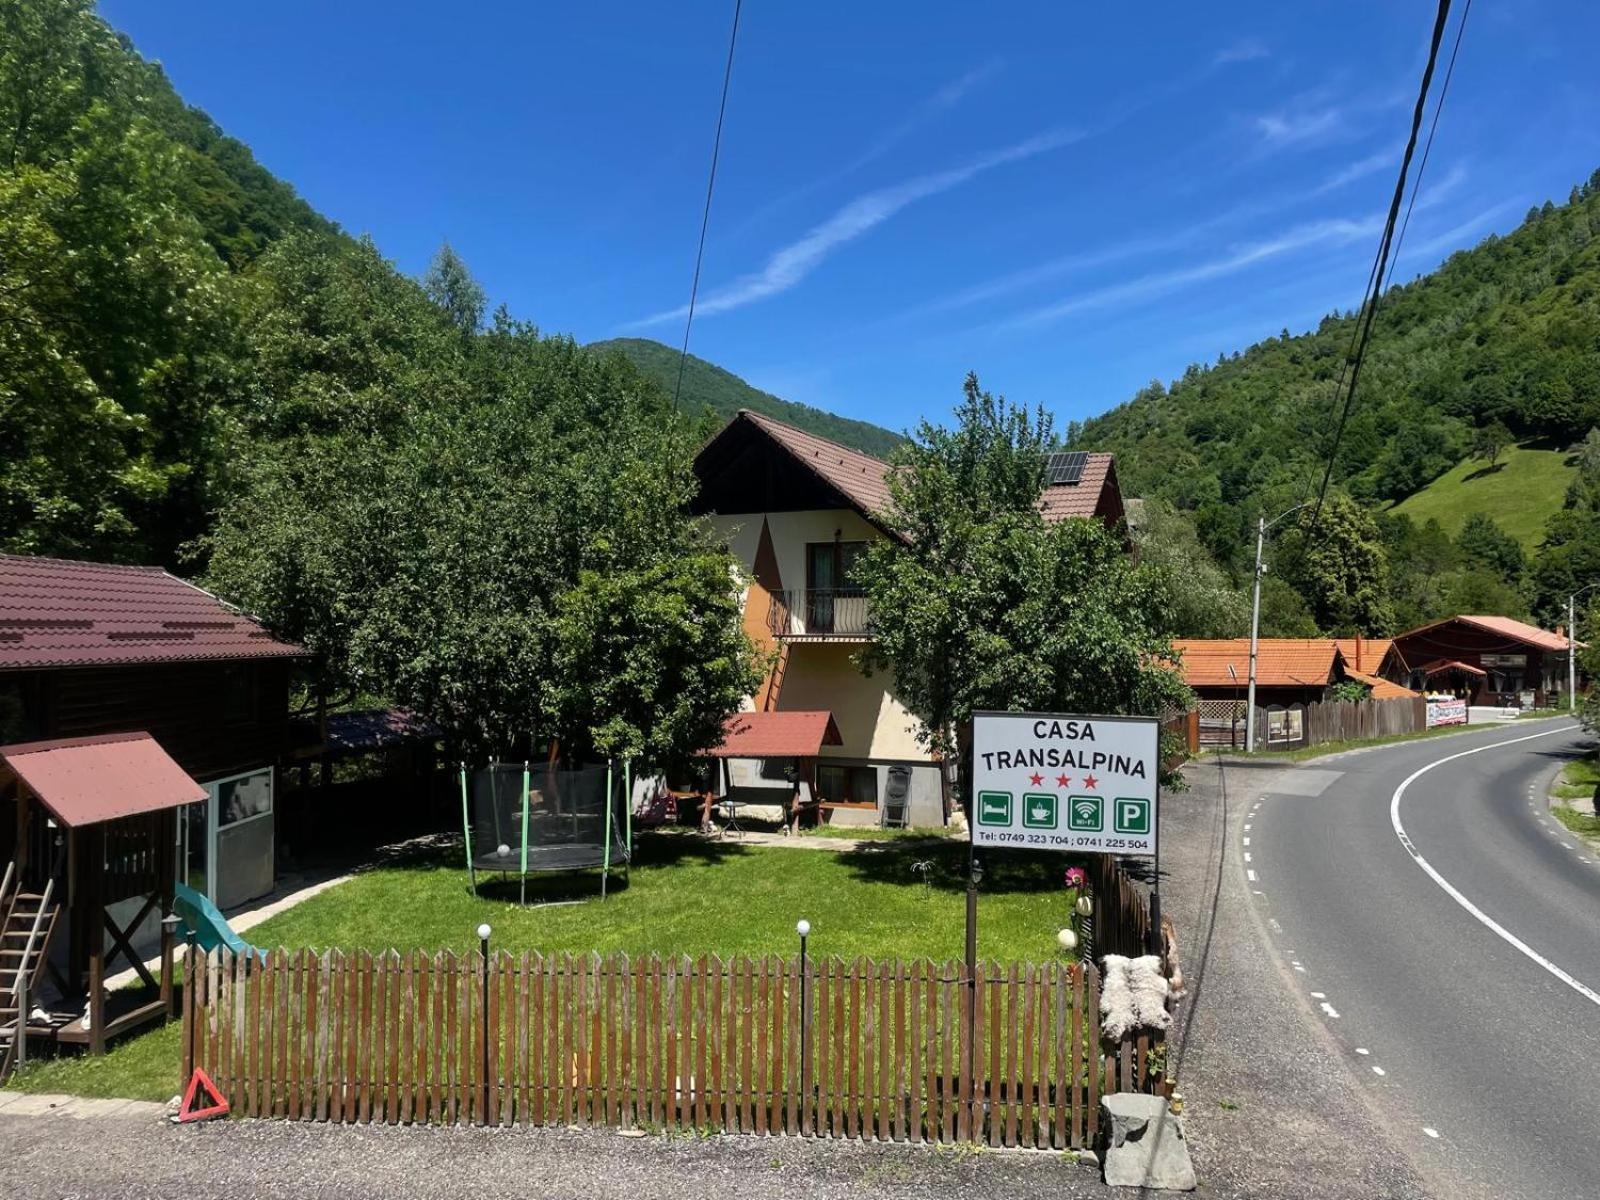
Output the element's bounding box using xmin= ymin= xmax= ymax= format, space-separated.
xmin=797 ymin=919 xmax=812 ymax=1133
xmin=1247 ymin=502 xmax=1312 ymax=753
xmin=477 ymin=923 xmax=491 ymax=1124
xmin=1570 ymin=583 xmax=1598 ymax=711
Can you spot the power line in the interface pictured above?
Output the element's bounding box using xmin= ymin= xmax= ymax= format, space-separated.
xmin=673 ymin=0 xmax=744 ymax=412
xmin=1383 ymin=0 xmax=1472 ymax=293
xmin=1303 ymin=0 xmax=1459 ymax=544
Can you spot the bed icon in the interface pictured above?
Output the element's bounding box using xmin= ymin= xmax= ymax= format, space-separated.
xmin=977 ymin=791 xmax=1013 ymax=826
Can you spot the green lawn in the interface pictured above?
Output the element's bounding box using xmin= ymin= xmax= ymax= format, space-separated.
xmin=1552 ymin=752 xmax=1600 ymax=803
xmin=10 ymin=832 xmax=1082 ymax=1101
xmin=1391 ymin=444 xmax=1576 ymax=551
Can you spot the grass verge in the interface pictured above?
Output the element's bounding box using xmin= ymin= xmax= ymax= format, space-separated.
xmin=1200 ymin=714 xmax=1570 ymax=764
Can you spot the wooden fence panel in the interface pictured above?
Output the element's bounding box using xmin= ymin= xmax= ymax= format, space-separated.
xmin=185 ymin=946 xmax=1155 ymax=1147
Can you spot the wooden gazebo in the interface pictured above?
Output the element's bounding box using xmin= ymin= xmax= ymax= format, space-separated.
xmin=0 ymin=731 xmax=205 ymax=1059
xmin=705 ymin=710 xmax=843 ymax=834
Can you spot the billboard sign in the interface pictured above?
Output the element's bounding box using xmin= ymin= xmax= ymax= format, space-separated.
xmin=971 ymin=711 xmax=1159 ymax=857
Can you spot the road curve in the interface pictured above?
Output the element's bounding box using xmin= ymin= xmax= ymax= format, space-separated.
xmin=1247 ymin=719 xmax=1600 ymax=1200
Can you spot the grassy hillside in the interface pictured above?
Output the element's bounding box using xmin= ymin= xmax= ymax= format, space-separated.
xmin=592 ymin=337 xmax=902 ymax=458
xmin=1392 ymin=445 xmax=1576 ymax=551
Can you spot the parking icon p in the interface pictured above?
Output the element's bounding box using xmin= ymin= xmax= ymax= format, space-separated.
xmin=1113 ymin=797 xmax=1150 ymax=835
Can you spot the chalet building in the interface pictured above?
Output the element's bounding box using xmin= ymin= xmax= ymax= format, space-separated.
xmin=1392 ymin=614 xmax=1574 ymax=707
xmin=691 ymin=410 xmax=1128 ymax=827
xmin=0 ymin=554 xmax=307 ymax=912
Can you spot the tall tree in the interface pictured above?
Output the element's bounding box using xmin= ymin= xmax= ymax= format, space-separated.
xmin=1281 ymin=496 xmax=1395 ymax=635
xmin=1469 ymin=419 xmax=1514 ymax=470
xmin=423 ymin=241 xmax=487 ymax=336
xmin=855 ymin=374 xmax=1192 ymax=813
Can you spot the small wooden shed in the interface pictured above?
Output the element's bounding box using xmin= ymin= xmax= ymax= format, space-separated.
xmin=0 ymin=731 xmax=205 ymax=1060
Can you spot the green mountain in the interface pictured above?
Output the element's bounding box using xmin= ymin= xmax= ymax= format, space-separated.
xmin=591 ymin=338 xmax=903 ymax=458
xmin=1071 ymin=172 xmax=1600 ymax=628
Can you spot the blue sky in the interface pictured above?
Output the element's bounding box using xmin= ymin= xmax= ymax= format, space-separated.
xmin=105 ymin=1 xmax=1600 ymax=435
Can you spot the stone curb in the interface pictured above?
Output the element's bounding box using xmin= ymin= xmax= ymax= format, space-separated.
xmin=0 ymin=1091 xmax=167 ymax=1121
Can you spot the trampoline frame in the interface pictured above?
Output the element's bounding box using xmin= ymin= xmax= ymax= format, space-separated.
xmin=460 ymin=759 xmax=633 ymax=904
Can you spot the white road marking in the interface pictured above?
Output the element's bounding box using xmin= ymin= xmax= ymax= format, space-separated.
xmin=1319 ymin=1002 xmax=1340 ymax=1018
xmin=1293 ymin=964 xmax=1306 ymax=973
xmin=1310 ymin=991 xmax=1326 ymax=998
xmin=1390 ymin=723 xmax=1600 ymax=1009
xmin=1244 ymin=852 xmax=1252 ymax=863
xmin=1243 ymin=836 xmax=1251 ymax=845
xmin=1244 ymin=823 xmax=1252 ymax=831
xmin=1252 ymin=890 xmax=1264 ymax=896
xmin=1372 ymin=1065 xmax=1386 ymax=1076
xmin=1247 ymin=869 xmax=1258 ymax=882
xmin=1355 ymin=1047 xmax=1370 ymax=1055
xmin=1423 ymin=1127 xmax=1440 ymax=1139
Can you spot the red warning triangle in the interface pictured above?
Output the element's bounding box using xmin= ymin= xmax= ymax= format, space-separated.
xmin=177 ymin=1067 xmax=230 ymax=1122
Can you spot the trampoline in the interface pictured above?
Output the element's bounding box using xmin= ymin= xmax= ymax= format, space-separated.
xmin=461 ymin=760 xmax=633 ymax=902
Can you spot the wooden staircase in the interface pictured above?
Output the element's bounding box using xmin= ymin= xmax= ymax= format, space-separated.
xmin=0 ymin=862 xmax=59 ymax=1082
xmin=762 ymin=641 xmax=791 ymax=711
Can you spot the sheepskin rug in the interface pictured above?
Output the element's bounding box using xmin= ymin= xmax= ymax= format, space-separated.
xmin=1099 ymin=954 xmax=1172 ymax=1040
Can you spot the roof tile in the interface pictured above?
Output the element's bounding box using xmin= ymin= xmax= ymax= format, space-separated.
xmin=0 ymin=554 xmax=305 ymax=670
xmin=1171 ymin=638 xmax=1344 ymax=688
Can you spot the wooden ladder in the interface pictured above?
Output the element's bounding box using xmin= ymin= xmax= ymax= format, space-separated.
xmin=763 ymin=641 xmax=791 ymax=711
xmin=0 ymin=863 xmax=59 ymax=1083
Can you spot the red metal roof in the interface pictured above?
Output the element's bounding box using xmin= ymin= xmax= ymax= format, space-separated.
xmin=1396 ymin=614 xmax=1573 ymax=654
xmin=0 ymin=554 xmax=305 ymax=670
xmin=1418 ymin=658 xmax=1488 ymax=678
xmin=0 ymin=732 xmax=207 ymax=827
xmin=707 ymin=710 xmax=844 ymax=758
xmin=1172 ymin=638 xmax=1344 ymax=688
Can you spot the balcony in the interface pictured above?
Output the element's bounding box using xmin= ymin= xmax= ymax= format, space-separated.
xmin=767 ymin=588 xmax=873 ymax=640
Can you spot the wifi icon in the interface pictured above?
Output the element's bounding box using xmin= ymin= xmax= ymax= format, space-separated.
xmin=1067 ymin=795 xmax=1103 ymax=832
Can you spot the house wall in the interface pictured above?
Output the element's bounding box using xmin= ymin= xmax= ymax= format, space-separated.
xmin=709 ymin=508 xmax=883 ymax=601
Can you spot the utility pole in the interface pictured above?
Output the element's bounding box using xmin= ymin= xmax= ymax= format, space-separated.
xmin=1573 ymin=583 xmax=1598 ymax=710
xmin=1247 ymin=502 xmax=1311 ymax=753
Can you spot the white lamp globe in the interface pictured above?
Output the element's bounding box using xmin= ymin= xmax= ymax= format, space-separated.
xmin=796 ymin=919 xmax=811 ymax=937
xmin=476 ymin=923 xmax=492 ymax=941
xmin=1076 ymin=894 xmax=1094 ymax=917
xmin=1056 ymin=927 xmax=1079 ymax=952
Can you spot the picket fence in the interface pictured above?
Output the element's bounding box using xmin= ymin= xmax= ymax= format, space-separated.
xmin=182 ymin=948 xmax=1159 ymax=1149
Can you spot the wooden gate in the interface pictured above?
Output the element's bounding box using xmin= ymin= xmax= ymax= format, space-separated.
xmin=183 ymin=949 xmax=1159 ymax=1148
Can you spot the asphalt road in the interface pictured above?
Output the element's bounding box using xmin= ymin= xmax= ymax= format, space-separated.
xmin=1245 ymin=718 xmax=1600 ymax=1200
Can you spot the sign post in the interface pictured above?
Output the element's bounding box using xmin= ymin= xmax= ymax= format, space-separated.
xmin=969 ymin=710 xmax=1163 ymax=953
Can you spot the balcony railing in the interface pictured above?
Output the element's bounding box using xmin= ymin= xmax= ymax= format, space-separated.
xmin=767 ymin=588 xmax=872 ymax=639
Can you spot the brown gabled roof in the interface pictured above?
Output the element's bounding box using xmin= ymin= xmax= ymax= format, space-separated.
xmin=738 ymin=410 xmax=894 ymax=518
xmin=0 ymin=554 xmax=306 ymax=671
xmin=1347 ymin=668 xmax=1418 ymax=700
xmin=707 ymin=709 xmax=844 ymax=758
xmin=702 ymin=410 xmax=1122 ymax=530
xmin=1333 ymin=638 xmax=1399 ymax=674
xmin=1172 ymin=638 xmax=1345 ymax=688
xmin=1038 ymin=453 xmax=1118 ymax=521
xmin=0 ymin=731 xmax=207 ymax=828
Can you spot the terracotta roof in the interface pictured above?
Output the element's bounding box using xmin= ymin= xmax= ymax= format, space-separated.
xmin=1396 ymin=614 xmax=1573 ymax=653
xmin=739 ymin=411 xmax=894 ymax=519
xmin=1333 ymin=638 xmax=1397 ymax=674
xmin=1347 ymin=669 xmax=1417 ymax=700
xmin=1172 ymin=638 xmax=1344 ymax=688
xmin=707 ymin=710 xmax=844 ymax=758
xmin=1038 ymin=454 xmax=1117 ymax=521
xmin=0 ymin=554 xmax=305 ymax=670
xmin=1418 ymin=658 xmax=1487 ymax=677
xmin=0 ymin=731 xmax=206 ymax=828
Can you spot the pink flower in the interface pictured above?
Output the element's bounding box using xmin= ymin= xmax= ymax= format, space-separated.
xmin=1063 ymin=867 xmax=1087 ymax=888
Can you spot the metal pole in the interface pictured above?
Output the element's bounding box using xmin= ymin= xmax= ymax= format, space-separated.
xmin=797 ymin=918 xmax=811 ymax=1134
xmin=964 ymin=849 xmax=981 ymax=1132
xmin=1246 ymin=514 xmax=1266 ymax=753
xmin=519 ymin=762 xmax=530 ymax=908
xmin=477 ymin=923 xmax=491 ymax=1125
xmin=460 ymin=763 xmax=476 ymax=894
xmin=1148 ymin=778 xmax=1164 ymax=956
xmin=1571 ymin=593 xmax=1578 ymax=712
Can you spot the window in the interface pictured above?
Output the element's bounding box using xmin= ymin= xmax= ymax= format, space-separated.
xmin=215 ymin=767 xmax=273 ymax=829
xmin=805 ymin=540 xmax=868 ymax=633
xmin=817 ymin=763 xmax=878 ymax=806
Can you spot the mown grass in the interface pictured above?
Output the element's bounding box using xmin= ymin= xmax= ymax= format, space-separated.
xmin=1552 ymin=753 xmax=1600 ymax=804
xmin=804 ymin=824 xmax=956 ymax=842
xmin=1391 ymin=444 xmax=1576 ymax=551
xmin=9 ymin=832 xmax=1080 ymax=1101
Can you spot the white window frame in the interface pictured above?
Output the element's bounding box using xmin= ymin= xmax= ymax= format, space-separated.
xmin=184 ymin=766 xmax=275 ymax=902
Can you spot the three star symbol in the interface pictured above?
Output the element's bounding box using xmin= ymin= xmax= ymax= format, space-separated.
xmin=1055 ymin=773 xmax=1071 ymax=788
xmin=1028 ymin=772 xmax=1044 ymax=786
xmin=1082 ymin=773 xmax=1099 ymax=790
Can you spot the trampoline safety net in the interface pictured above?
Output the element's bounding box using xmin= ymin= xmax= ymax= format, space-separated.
xmin=467 ymin=762 xmax=630 ymax=875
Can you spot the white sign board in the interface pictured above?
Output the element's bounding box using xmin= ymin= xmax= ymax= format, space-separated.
xmin=971 ymin=711 xmax=1159 ymax=857
xmin=1425 ymin=697 xmax=1467 ymax=727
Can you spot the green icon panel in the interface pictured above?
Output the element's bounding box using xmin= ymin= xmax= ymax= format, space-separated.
xmin=1113 ymin=797 xmax=1151 ymax=834
xmin=977 ymin=791 xmax=1013 ymax=826
xmin=1022 ymin=793 xmax=1058 ymax=829
xmin=1067 ymin=794 xmax=1103 ymax=832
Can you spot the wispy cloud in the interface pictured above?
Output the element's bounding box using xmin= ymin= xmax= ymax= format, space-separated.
xmin=1393 ymin=198 xmax=1521 ymax=268
xmin=1000 ymin=215 xmax=1383 ymax=331
xmin=723 ymin=60 xmax=1003 ymax=244
xmin=1256 ymin=105 xmax=1345 ymax=147
xmin=1213 ymin=39 xmax=1270 ymax=66
xmin=626 ymin=128 xmax=1079 ymax=328
xmin=1308 ymin=147 xmax=1400 ymax=197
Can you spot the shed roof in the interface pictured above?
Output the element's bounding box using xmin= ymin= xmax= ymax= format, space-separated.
xmin=1347 ymin=668 xmax=1418 ymax=700
xmin=1037 ymin=453 xmax=1118 ymax=521
xmin=0 ymin=554 xmax=305 ymax=671
xmin=707 ymin=710 xmax=844 ymax=758
xmin=1172 ymin=638 xmax=1345 ymax=688
xmin=1333 ymin=638 xmax=1398 ymax=674
xmin=0 ymin=732 xmax=206 ymax=827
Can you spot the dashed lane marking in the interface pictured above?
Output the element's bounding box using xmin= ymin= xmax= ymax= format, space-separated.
xmin=1423 ymin=1127 xmax=1440 ymax=1139
xmin=1372 ymin=1066 xmax=1386 ymax=1076
xmin=1310 ymin=991 xmax=1326 ymax=998
xmin=1319 ymin=1002 xmax=1340 ymax=1018
xmin=1390 ymin=723 xmax=1600 ymax=1010
xmin=1247 ymin=869 xmax=1258 ymax=882
xmin=1355 ymin=1047 xmax=1370 ymax=1055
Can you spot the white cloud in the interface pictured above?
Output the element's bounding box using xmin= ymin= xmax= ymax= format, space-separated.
xmin=1392 ymin=198 xmax=1522 ymax=268
xmin=1309 ymin=147 xmax=1401 ymax=197
xmin=1002 ymin=215 xmax=1384 ymax=331
xmin=1256 ymin=106 xmax=1345 ymax=146
xmin=1214 ymin=39 xmax=1270 ymax=66
xmin=627 ymin=128 xmax=1079 ymax=328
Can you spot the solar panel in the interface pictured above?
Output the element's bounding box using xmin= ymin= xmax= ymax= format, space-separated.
xmin=1046 ymin=450 xmax=1089 ymax=485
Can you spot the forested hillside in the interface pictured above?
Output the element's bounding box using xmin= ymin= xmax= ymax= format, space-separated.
xmin=1076 ymin=174 xmax=1600 ymax=633
xmin=591 ymin=338 xmax=902 ymax=457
